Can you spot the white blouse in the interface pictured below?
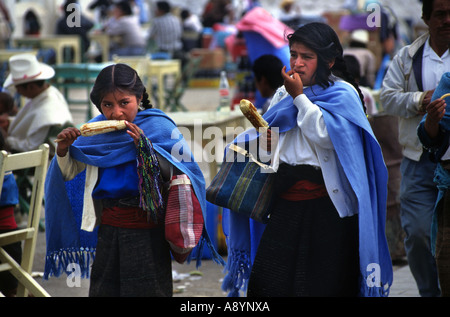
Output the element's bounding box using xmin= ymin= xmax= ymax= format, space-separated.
xmin=266 ymin=85 xmax=358 ymax=218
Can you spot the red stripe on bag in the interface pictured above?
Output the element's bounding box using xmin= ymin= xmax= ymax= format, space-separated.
xmin=165 ymin=174 xmax=204 ymax=263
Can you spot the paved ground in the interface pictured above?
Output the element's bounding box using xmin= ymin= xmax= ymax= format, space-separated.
xmin=31 ymin=228 xmax=229 ymax=297
xmin=389 ymin=263 xmax=420 ymax=297
xmin=31 ymin=227 xmax=418 ymax=297
xmin=31 ymin=228 xmax=228 ymax=297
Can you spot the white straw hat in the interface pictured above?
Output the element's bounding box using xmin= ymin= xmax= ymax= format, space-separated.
xmin=350 ymin=29 xmax=369 ymax=44
xmin=4 ymin=53 xmax=55 ymax=88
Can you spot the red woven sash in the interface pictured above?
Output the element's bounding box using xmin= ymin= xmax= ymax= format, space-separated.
xmin=101 ymin=206 xmax=160 ymax=229
xmin=280 ymin=180 xmax=328 ymax=201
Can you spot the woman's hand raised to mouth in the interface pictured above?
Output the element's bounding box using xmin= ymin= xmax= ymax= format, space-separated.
xmin=281 ymin=66 xmax=304 ymax=99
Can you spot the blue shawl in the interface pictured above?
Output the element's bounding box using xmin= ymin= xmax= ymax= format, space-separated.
xmin=44 ymin=108 xmax=223 ymax=279
xmin=222 ymin=81 xmax=393 ymax=297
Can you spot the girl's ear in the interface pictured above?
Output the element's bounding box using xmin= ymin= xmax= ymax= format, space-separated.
xmin=138 ymin=95 xmax=144 ymax=110
xmin=328 ymin=59 xmax=335 ymax=69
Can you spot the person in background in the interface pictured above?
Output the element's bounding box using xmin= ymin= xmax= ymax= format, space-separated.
xmin=380 ymin=0 xmax=450 ymax=297
xmin=181 ymin=8 xmax=203 ymax=33
xmin=0 ymin=92 xmax=19 ymax=297
xmin=87 ymin=0 xmax=111 ymax=24
xmin=132 ymin=0 xmax=149 ymax=25
xmin=0 ymin=0 xmax=12 ymax=49
xmin=56 ymin=0 xmax=95 ymax=59
xmin=24 ymin=9 xmax=40 ymax=36
xmin=180 ymin=9 xmax=203 ymax=52
xmin=417 ymin=72 xmax=450 ymax=297
xmin=201 ymin=0 xmax=232 ymax=28
xmin=0 ymin=158 xmax=20 ymax=298
xmin=148 ymin=1 xmax=183 ymax=60
xmin=3 ymin=54 xmax=73 ymax=156
xmin=344 ymin=29 xmax=377 ymax=88
xmin=278 ymin=0 xmax=301 ymax=28
xmin=251 ymin=54 xmax=284 ymax=114
xmin=104 ymin=0 xmax=146 ymax=58
xmin=0 ymin=92 xmax=17 ymax=139
xmin=343 ymin=54 xmax=377 ymax=116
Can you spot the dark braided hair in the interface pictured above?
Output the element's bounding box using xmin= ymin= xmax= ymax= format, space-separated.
xmin=287 ymin=22 xmax=366 ymax=112
xmin=90 ymin=63 xmax=152 ymax=113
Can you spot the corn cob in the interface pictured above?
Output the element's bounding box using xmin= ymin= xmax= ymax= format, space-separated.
xmin=239 ymin=99 xmax=269 ymax=129
xmin=80 ymin=120 xmax=127 ymax=136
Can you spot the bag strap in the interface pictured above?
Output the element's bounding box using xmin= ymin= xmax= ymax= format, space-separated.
xmin=169 ymin=177 xmax=191 ymax=188
xmin=228 ymin=144 xmax=273 ymax=171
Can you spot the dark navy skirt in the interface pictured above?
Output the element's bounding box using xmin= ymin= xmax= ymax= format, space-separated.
xmin=89 ymin=224 xmax=173 ymax=297
xmin=247 ymin=164 xmax=359 ymax=297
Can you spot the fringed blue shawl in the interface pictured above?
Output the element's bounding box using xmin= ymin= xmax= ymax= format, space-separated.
xmin=44 ymin=108 xmax=223 ymax=279
xmin=222 ymin=81 xmax=393 ymax=297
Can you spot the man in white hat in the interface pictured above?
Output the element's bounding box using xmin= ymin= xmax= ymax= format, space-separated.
xmin=3 ymin=53 xmax=72 ymax=154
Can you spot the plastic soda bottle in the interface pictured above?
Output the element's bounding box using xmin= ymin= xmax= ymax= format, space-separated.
xmin=218 ymin=70 xmax=230 ymax=110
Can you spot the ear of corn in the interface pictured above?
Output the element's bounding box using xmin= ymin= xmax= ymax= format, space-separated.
xmin=80 ymin=120 xmax=127 ymax=136
xmin=239 ymin=99 xmax=269 ymax=129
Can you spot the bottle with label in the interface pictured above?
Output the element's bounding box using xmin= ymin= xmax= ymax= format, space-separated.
xmin=218 ymin=70 xmax=230 ymax=111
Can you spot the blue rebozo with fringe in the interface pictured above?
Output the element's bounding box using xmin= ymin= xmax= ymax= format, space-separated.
xmin=43 ymin=108 xmax=224 ymax=279
xmin=222 ymin=81 xmax=393 ymax=297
